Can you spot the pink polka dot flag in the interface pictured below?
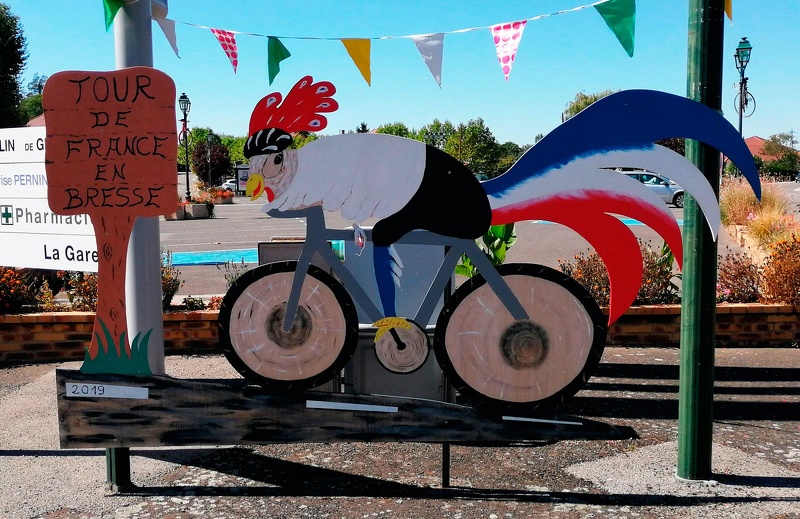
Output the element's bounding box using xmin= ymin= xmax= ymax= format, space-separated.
xmin=211 ymin=28 xmax=239 ymax=73
xmin=491 ymin=20 xmax=527 ymax=82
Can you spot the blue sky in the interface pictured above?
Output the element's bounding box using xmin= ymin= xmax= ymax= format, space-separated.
xmin=8 ymin=1 xmax=799 ymax=146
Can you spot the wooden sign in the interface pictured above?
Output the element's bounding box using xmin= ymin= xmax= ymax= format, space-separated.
xmin=43 ymin=67 xmax=178 ymax=375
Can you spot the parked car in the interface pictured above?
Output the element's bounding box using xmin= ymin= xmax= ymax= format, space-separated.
xmin=623 ymin=172 xmax=685 ymax=207
xmin=221 ymin=179 xmax=236 ymax=192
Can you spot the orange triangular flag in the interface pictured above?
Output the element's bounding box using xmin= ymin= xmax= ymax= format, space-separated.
xmin=725 ymin=0 xmax=732 ymax=21
xmin=341 ymin=39 xmax=371 ymax=86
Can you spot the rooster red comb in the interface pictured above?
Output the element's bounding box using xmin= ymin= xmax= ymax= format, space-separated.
xmin=247 ymin=76 xmax=338 ymax=137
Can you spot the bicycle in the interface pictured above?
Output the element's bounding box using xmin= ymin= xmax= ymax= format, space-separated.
xmin=218 ymin=205 xmax=607 ymax=412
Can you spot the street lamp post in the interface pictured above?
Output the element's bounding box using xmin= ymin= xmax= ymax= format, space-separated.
xmin=206 ymin=132 xmax=218 ymax=186
xmin=734 ymin=37 xmax=753 ymax=136
xmin=178 ymin=93 xmax=191 ymax=201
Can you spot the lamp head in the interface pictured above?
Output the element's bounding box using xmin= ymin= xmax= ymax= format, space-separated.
xmin=734 ymin=37 xmax=752 ymax=73
xmin=178 ymin=92 xmax=191 ymax=115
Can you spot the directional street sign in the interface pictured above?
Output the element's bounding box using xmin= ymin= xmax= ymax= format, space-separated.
xmin=0 ymin=126 xmax=98 ymax=271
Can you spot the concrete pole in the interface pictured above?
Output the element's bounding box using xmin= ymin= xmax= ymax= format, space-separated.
xmin=114 ymin=1 xmax=166 ymax=376
xmin=677 ymin=0 xmax=725 ymax=481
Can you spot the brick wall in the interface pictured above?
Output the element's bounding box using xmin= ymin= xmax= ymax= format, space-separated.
xmin=1 ymin=304 xmax=798 ymax=364
xmin=0 ymin=311 xmax=220 ymax=363
xmin=606 ymin=304 xmax=800 ymax=348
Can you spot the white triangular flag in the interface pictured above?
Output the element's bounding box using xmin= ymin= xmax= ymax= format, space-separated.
xmin=412 ymin=33 xmax=444 ymax=87
xmin=155 ymin=18 xmax=179 ymax=57
xmin=151 ymin=0 xmax=179 ymax=58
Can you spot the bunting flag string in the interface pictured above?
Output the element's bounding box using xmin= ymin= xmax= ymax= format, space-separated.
xmin=105 ymin=0 xmax=637 ymax=86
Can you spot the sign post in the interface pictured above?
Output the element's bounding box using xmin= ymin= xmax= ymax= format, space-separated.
xmin=43 ymin=67 xmax=177 ymax=373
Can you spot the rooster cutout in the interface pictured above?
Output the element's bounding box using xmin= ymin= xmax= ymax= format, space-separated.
xmin=245 ymin=76 xmax=760 ymax=324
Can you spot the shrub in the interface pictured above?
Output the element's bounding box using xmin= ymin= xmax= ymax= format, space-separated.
xmin=217 ymin=259 xmax=250 ymax=289
xmin=717 ymin=249 xmax=760 ymax=303
xmin=161 ymin=249 xmax=183 ymax=310
xmin=182 ymin=296 xmax=206 ymax=310
xmin=720 ymin=179 xmax=789 ymax=226
xmin=0 ymin=267 xmax=37 ymax=313
xmin=35 ymin=279 xmax=71 ymax=312
xmin=557 ymin=249 xmax=611 ymax=306
xmin=207 ymin=295 xmax=223 ymax=310
xmin=745 ymin=208 xmax=800 ymax=247
xmin=760 ymin=235 xmax=800 ymax=305
xmin=59 ymin=271 xmax=98 ymax=311
xmin=557 ymin=241 xmax=679 ymax=307
xmin=636 ymin=241 xmax=680 ymax=305
xmin=456 ymin=224 xmax=516 ymax=278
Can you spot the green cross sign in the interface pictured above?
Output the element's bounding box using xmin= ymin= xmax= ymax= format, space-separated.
xmin=0 ymin=205 xmax=13 ymax=225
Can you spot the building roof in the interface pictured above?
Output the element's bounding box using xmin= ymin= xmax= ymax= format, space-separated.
xmin=26 ymin=114 xmax=45 ymax=127
xmin=744 ymin=136 xmax=794 ymax=162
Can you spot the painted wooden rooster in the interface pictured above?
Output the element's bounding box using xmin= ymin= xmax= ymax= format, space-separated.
xmin=245 ymin=76 xmax=760 ymax=323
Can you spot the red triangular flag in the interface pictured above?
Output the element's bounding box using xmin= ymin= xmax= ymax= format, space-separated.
xmin=491 ymin=20 xmax=527 ymax=81
xmin=211 ymin=28 xmax=239 ymax=73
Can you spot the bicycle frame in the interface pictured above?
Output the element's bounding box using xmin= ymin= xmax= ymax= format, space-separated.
xmin=268 ymin=206 xmax=530 ymax=333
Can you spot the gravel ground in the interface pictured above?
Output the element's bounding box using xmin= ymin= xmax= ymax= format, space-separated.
xmin=1 ymin=347 xmax=798 ymax=519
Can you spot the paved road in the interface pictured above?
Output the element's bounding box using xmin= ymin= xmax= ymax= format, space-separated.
xmin=163 ymin=195 xmax=749 ymax=300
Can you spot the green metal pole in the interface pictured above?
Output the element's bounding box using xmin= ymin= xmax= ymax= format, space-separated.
xmin=105 ymin=447 xmax=132 ymax=491
xmin=677 ymin=0 xmax=725 ymax=481
xmin=106 ymin=0 xmax=156 ymax=490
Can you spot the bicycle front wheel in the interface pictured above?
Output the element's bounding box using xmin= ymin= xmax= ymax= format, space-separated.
xmin=218 ymin=261 xmax=358 ymax=392
xmin=434 ymin=264 xmax=606 ymax=412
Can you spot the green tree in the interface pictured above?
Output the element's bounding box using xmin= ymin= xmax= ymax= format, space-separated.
xmin=444 ymin=118 xmax=501 ymax=178
xmin=375 ymin=122 xmax=411 ymax=138
xmin=761 ymin=133 xmax=799 ymax=179
xmin=292 ymin=131 xmax=318 ymax=149
xmin=417 ymin=119 xmax=455 ymax=149
xmin=356 ymin=122 xmax=369 ymax=133
xmin=496 ymin=141 xmax=523 ymax=174
xmin=0 ymin=3 xmax=27 ymax=128
xmin=221 ymin=134 xmax=247 ymax=165
xmin=191 ymin=140 xmax=232 ymax=186
xmin=186 ymin=128 xmax=232 ymax=185
xmin=18 ymin=93 xmax=41 ymax=122
xmin=561 ymin=89 xmax=617 ymax=122
xmin=655 ymin=137 xmax=686 ymax=155
xmin=26 ymin=73 xmax=47 ymax=95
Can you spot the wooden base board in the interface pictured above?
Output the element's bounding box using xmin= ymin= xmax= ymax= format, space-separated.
xmin=56 ymin=369 xmax=632 ymax=449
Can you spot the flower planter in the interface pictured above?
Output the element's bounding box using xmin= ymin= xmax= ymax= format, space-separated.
xmin=164 ymin=206 xmax=185 ymax=221
xmin=220 ymin=195 xmax=234 ymax=204
xmin=185 ymin=203 xmax=209 ymax=219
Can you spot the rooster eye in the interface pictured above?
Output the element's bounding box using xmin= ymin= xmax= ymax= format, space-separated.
xmin=273 ymin=153 xmax=283 ymax=166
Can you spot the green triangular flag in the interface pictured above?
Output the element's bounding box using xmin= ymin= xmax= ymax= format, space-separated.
xmin=267 ymin=37 xmax=292 ymax=85
xmin=594 ymin=0 xmax=636 ymax=57
xmin=103 ymin=0 xmax=126 ymax=32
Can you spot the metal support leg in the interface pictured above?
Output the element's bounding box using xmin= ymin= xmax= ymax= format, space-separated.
xmin=106 ymin=447 xmax=132 ymax=491
xmin=442 ymin=442 xmax=451 ymax=488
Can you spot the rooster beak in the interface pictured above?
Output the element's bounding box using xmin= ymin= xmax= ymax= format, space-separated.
xmin=246 ymin=174 xmax=265 ymax=201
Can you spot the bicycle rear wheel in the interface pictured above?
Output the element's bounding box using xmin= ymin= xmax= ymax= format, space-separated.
xmin=434 ymin=263 xmax=606 ymax=412
xmin=218 ymin=261 xmax=358 ymax=392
